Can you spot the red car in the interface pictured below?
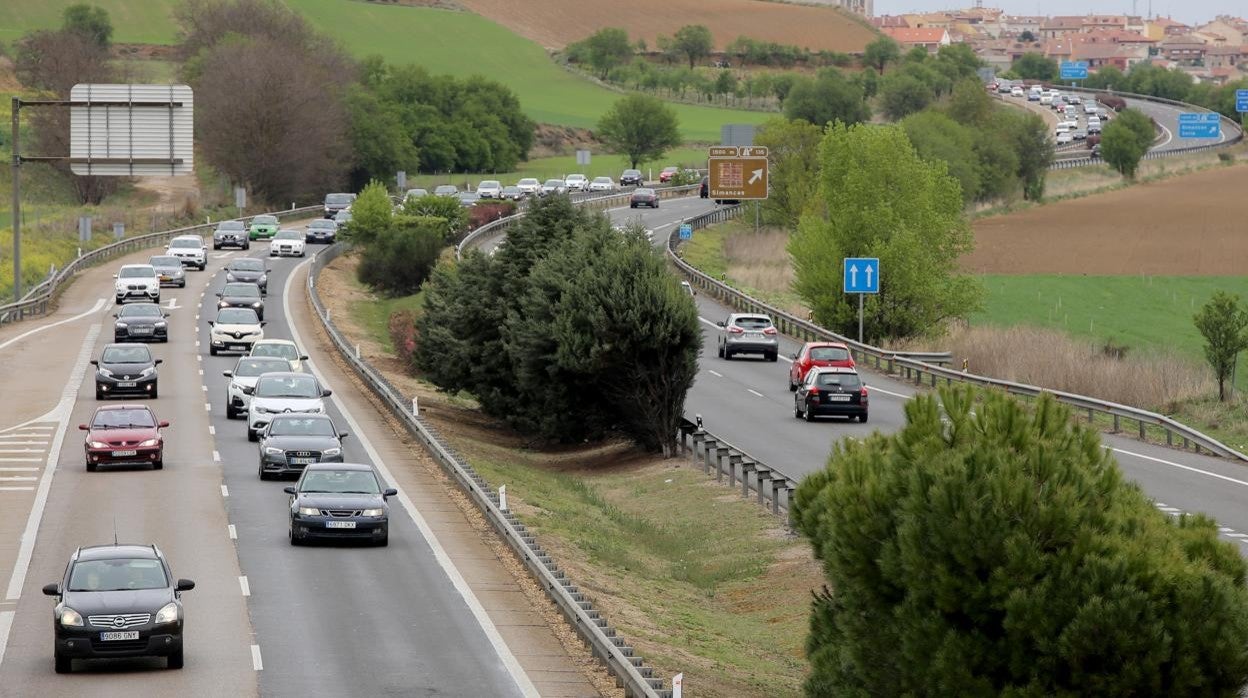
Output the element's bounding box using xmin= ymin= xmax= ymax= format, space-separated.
xmin=80 ymin=404 xmax=169 ymax=472
xmin=658 ymin=166 xmax=680 ymax=183
xmin=788 ymin=342 xmax=855 ymax=391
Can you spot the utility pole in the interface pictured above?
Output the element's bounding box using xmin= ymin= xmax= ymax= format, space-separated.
xmin=11 ymin=97 xmax=21 ymax=301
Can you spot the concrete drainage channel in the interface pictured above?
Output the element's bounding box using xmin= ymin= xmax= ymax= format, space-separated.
xmin=307 ymin=244 xmax=672 ymax=698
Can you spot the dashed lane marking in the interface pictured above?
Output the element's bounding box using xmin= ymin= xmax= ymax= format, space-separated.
xmin=221 ymin=485 xmax=229 ymax=498
xmin=747 ymin=389 xmax=764 ymax=398
xmin=251 ymin=644 xmax=263 ymax=671
xmin=708 ymin=370 xmax=722 ymax=378
xmin=228 ymin=524 xmax=237 ymax=540
xmin=238 ymin=576 xmax=250 ymax=597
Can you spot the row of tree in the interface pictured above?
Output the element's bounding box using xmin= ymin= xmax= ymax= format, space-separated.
xmin=413 ymin=196 xmax=701 ymax=456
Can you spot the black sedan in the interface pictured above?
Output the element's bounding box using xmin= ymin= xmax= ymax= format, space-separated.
xmin=113 ymin=303 xmax=169 ymax=343
xmin=93 ymin=344 xmax=162 ymax=400
xmin=286 ymin=463 xmax=396 ymax=546
xmin=629 ymin=188 xmax=659 ymax=209
xmin=216 ymin=282 xmax=265 ymax=320
xmin=259 ymin=414 xmax=348 ymax=480
xmin=619 ymin=169 xmax=643 ymax=187
xmin=224 ymin=258 xmax=269 ymax=295
xmin=794 ymin=367 xmax=868 ymax=422
xmin=42 ymin=543 xmax=194 ymax=673
xmin=304 ymin=219 xmax=338 ymax=244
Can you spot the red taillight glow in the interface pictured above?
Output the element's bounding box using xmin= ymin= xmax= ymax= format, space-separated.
xmin=860 ymin=387 xmax=869 ymax=400
xmin=763 ymin=327 xmax=777 ymax=335
xmin=727 ymin=326 xmax=744 ymax=334
xmin=808 ymin=386 xmax=820 ymax=395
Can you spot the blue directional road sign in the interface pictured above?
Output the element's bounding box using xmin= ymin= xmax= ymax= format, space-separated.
xmin=843 ymin=257 xmax=879 ymax=294
xmin=1237 ymin=89 xmax=1248 ymax=113
xmin=1059 ymin=61 xmax=1088 ymax=80
xmin=1178 ymin=112 xmax=1221 ymax=139
xmin=678 ymin=223 xmax=692 ymax=240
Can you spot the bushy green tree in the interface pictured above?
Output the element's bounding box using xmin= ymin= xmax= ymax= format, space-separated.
xmin=357 ymin=216 xmax=444 ymax=296
xmin=346 ymin=85 xmax=420 ymax=192
xmin=596 ymin=94 xmax=681 ymax=169
xmin=900 ymin=111 xmax=978 ymax=204
xmin=1084 ymin=65 xmax=1125 ymax=91
xmin=62 ymin=3 xmax=112 ymax=47
xmin=756 ymin=118 xmax=823 ymax=227
xmin=671 ymin=24 xmax=713 ymax=69
xmin=1011 ymin=52 xmax=1057 ymax=81
xmin=783 ymin=72 xmax=869 ymax=128
xmin=861 ymin=36 xmax=900 ymax=74
xmin=770 ymin=72 xmax=798 ymax=106
xmin=789 ymin=123 xmax=980 ymax=341
xmin=793 ymin=386 xmax=1248 ymax=696
xmin=402 ymin=194 xmax=468 ymax=241
xmin=1004 ymin=111 xmax=1052 ymax=200
xmin=581 ymin=27 xmax=633 ymax=79
xmin=879 ymin=73 xmax=933 ymax=121
xmin=1194 ymin=291 xmax=1248 ymax=402
xmin=342 ymin=180 xmax=393 ymax=244
xmin=1101 ymin=108 xmax=1154 ymax=180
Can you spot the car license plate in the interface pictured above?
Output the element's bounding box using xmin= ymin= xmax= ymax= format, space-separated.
xmin=826 ymin=394 xmax=852 ymax=402
xmin=290 ymin=457 xmax=316 ymax=465
xmin=111 ymin=450 xmax=138 ymax=457
xmin=132 ymin=328 xmax=152 ymax=335
xmin=325 ymin=521 xmax=356 ymax=529
xmin=228 ymin=344 xmax=248 ymax=351
xmin=100 ymin=631 xmax=140 ymax=641
xmin=117 ymin=381 xmax=137 ymax=388
xmin=746 ymin=332 xmax=763 ymax=339
xmin=160 ymin=275 xmax=172 ymax=281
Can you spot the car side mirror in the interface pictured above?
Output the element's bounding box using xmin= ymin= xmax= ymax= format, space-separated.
xmin=242 ymin=386 xmax=254 ymax=396
xmin=790 ymin=353 xmax=798 ymax=360
xmin=154 ymin=359 xmax=163 ymax=365
xmin=158 ymin=420 xmax=170 ymax=428
xmin=715 ymin=321 xmax=725 ymax=328
xmin=208 ymin=321 xmax=215 ymax=326
xmin=176 ymin=579 xmax=195 ymax=592
xmin=322 ymin=389 xmax=333 ymax=397
xmin=300 ymin=355 xmax=309 ymax=361
xmin=383 ymin=488 xmax=398 ymax=498
xmin=260 ymin=322 xmax=267 ymax=327
xmin=283 ymin=486 xmax=297 ymax=495
xmin=162 ymin=314 xmax=169 ymax=319
xmin=338 ymin=432 xmax=349 ymax=440
xmin=42 ymin=583 xmax=60 ymax=597
xmin=78 ymin=424 xmax=89 ymax=431
xmin=215 ymin=293 xmax=222 ymax=298
xmin=222 ymin=370 xmax=233 ymax=377
xmin=112 ymin=313 xmax=118 ymax=318
xmin=89 ymin=360 xmax=99 ymax=366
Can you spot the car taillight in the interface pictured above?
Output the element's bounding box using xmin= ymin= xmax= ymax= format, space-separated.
xmin=808 ymin=386 xmax=820 ymax=395
xmin=860 ymin=387 xmax=869 ymax=400
xmin=727 ymin=326 xmax=744 ymax=334
xmin=763 ymin=327 xmax=777 ymax=335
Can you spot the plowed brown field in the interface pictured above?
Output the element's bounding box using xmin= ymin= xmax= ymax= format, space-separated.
xmin=456 ymin=0 xmax=876 ymax=52
xmin=966 ymin=164 xmax=1248 ymax=275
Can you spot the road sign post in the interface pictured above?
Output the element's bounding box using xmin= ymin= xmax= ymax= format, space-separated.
xmin=843 ymin=257 xmax=880 ymax=344
xmin=1059 ymin=61 xmax=1088 ymax=81
xmin=707 ymin=146 xmax=769 ymax=201
xmin=1236 ymin=89 xmax=1248 ymax=114
xmin=396 ymin=170 xmax=406 ymax=191
xmin=1177 ymin=112 xmax=1221 ymax=139
xmin=575 ymin=149 xmax=591 ymax=166
xmin=678 ymin=223 xmax=692 ymax=240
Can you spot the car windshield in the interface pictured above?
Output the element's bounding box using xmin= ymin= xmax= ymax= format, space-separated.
xmin=816 ymin=372 xmax=862 ymax=389
xmin=502 ymin=187 xmax=520 ymax=193
xmin=335 ymin=211 xmax=352 ymax=220
xmin=300 ymin=469 xmax=380 ymax=494
xmin=69 ymin=558 xmax=167 ymax=592
xmin=256 ymin=374 xmax=320 ymax=398
xmin=218 ymin=221 xmax=245 ymax=231
xmin=733 ymin=316 xmax=772 ymax=330
xmin=459 ymin=193 xmax=479 ymax=200
xmin=662 ymin=167 xmax=678 ymax=173
xmin=120 ymin=305 xmax=162 ymax=318
xmin=252 ymin=215 xmax=277 ymax=225
xmin=309 ymin=221 xmax=335 ymax=230
xmin=274 ymin=230 xmax=301 ymax=240
xmin=326 ymin=194 xmax=354 ymax=205
xmin=217 ymin=308 xmax=259 ymax=324
xmin=223 ymin=284 xmax=260 ymax=298
xmin=623 ymin=170 xmax=640 ymax=176
xmin=269 ymin=417 xmax=336 ymax=437
xmin=810 ymin=346 xmax=850 ymax=361
xmin=634 ymin=188 xmax=655 ymax=196
xmin=118 ymin=267 xmax=155 ymax=279
xmin=434 ymin=186 xmax=457 ymax=195
xmin=405 ymin=189 xmax=427 ymax=198
xmin=91 ymin=408 xmax=155 ymax=429
xmin=229 ymin=259 xmax=264 ymax=272
xmin=101 ymin=346 xmax=151 ymax=363
xmin=235 ymin=358 xmax=288 ymax=377
xmin=480 ymin=181 xmax=500 ymax=188
xmin=518 ymin=179 xmax=539 ymax=186
xmin=169 ymin=239 xmax=199 ymax=248
xmin=149 ymin=256 xmax=180 ymax=267
xmin=544 ymin=180 xmax=563 ymax=187
xmin=252 ymin=343 xmax=298 ymax=360
xmin=593 ymin=177 xmax=611 ymax=184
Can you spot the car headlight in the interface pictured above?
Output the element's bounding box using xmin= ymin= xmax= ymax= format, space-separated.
xmin=297 ymin=506 xmax=321 ymax=516
xmin=251 ymin=302 xmax=262 ymax=308
xmin=361 ymin=508 xmax=385 ymax=517
xmin=322 ymin=447 xmax=341 ymax=457
xmin=138 ymin=438 xmax=159 ymax=447
xmin=218 ymin=301 xmax=228 ymax=308
xmin=88 ymin=440 xmax=109 ymax=448
xmin=154 ymin=602 xmax=178 ymax=625
xmin=155 ymin=321 xmax=167 ymax=328
xmin=254 ymin=406 xmax=271 ymax=414
xmin=264 ymin=447 xmax=284 ymax=455
xmin=59 ymin=607 xmax=84 ymax=627
xmin=226 ymin=273 xmax=237 ymax=281
xmin=140 ymin=366 xmax=157 ymax=377
xmin=115 ymin=322 xmax=128 ymax=329
xmin=97 ymin=367 xmax=113 ymax=378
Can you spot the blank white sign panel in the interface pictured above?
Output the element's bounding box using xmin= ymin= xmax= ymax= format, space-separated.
xmin=70 ymin=84 xmax=193 ymax=176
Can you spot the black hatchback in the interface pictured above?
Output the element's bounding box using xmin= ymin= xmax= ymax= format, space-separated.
xmin=794 ymin=367 xmax=869 ymax=423
xmin=216 ymin=282 xmax=265 ymax=320
xmin=93 ymin=344 xmax=162 ymax=400
xmin=113 ymin=303 xmax=169 ymax=343
xmin=42 ymin=544 xmax=195 ymax=673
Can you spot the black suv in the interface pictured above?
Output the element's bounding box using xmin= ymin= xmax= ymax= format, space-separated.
xmin=42 ymin=544 xmax=195 ymax=673
xmin=619 ymin=169 xmax=643 ymax=187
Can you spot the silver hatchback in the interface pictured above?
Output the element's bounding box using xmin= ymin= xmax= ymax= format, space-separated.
xmin=716 ymin=313 xmax=779 ymax=361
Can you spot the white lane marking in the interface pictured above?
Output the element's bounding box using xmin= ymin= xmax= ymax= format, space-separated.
xmin=212 ymin=450 xmax=220 ymax=462
xmin=196 ymin=355 xmax=202 ymax=362
xmin=0 ymin=487 xmax=35 ymax=492
xmin=201 ymin=385 xmax=207 ymax=392
xmin=221 ymin=485 xmax=229 ymax=497
xmin=708 ymin=370 xmax=723 ymax=378
xmin=1220 ymin=527 xmax=1234 ymax=533
xmin=251 ymin=644 xmax=263 ymax=671
xmin=0 ymin=458 xmax=42 ymax=463
xmin=0 ymin=449 xmax=40 ymax=454
xmin=4 ymin=324 xmax=100 ymax=609
xmin=284 ymin=259 xmax=540 ymax=698
xmin=228 ymin=524 xmax=237 ymax=540
xmin=208 ymin=425 xmax=215 ymax=435
xmin=0 ymin=468 xmax=38 ymax=472
xmin=0 ymin=441 xmax=48 ymax=446
xmin=198 ymin=369 xmax=204 ymax=376
xmin=747 ymin=389 xmax=764 ymax=398
xmin=238 ymin=576 xmax=250 ymax=596
xmin=195 ymin=339 xmax=200 ymax=347
xmin=866 ymin=384 xmax=915 ymax=400
xmin=164 ymin=298 xmax=179 ymax=310
xmin=1109 ymin=445 xmax=1248 ymax=488
xmin=204 ymin=403 xmax=211 ymax=412
xmin=0 ymin=477 xmax=37 ymax=482
xmin=1227 ymin=533 xmax=1248 ymax=539
xmin=0 ymin=298 xmax=106 ymax=351
xmin=0 ymin=611 xmax=12 ymax=665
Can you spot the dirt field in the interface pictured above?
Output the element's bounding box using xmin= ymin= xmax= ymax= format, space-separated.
xmin=966 ymin=162 xmax=1248 ymax=275
xmin=457 ymin=0 xmax=876 ymax=52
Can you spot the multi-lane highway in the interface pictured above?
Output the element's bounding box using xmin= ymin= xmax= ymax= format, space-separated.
xmin=590 ymin=196 xmax=1248 ymax=557
xmin=0 ymin=230 xmax=598 ymax=696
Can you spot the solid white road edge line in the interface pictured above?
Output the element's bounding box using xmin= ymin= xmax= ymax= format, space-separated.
xmin=284 ymin=258 xmax=540 ymax=698
xmin=0 ymin=298 xmax=106 ymax=352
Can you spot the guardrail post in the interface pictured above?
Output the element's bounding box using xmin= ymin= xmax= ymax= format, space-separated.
xmin=756 ymin=467 xmax=773 ymax=507
xmin=776 ymin=482 xmax=793 ymax=516
xmin=739 ymin=460 xmax=756 ymax=499
xmin=712 ymin=446 xmax=730 ymax=483
xmin=1138 ymin=420 xmax=1146 ymax=442
xmin=1086 ymin=407 xmax=1093 ymax=423
xmin=1166 ymin=429 xmax=1173 ymax=447
xmin=1112 ymin=414 xmax=1120 ymax=433
xmin=701 ymin=439 xmax=719 ymax=473
xmin=726 ymin=453 xmax=742 ymax=487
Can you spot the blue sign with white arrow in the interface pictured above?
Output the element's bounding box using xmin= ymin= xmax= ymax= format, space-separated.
xmin=1059 ymin=61 xmax=1088 ymax=80
xmin=1178 ymin=112 xmax=1221 ymax=139
xmin=1237 ymin=89 xmax=1248 ymax=113
xmin=678 ymin=223 xmax=692 ymax=240
xmin=843 ymin=257 xmax=879 ymax=294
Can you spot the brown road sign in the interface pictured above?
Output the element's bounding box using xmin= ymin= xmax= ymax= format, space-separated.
xmin=709 ymin=146 xmax=739 ymax=157
xmin=708 ymin=157 xmax=768 ymax=200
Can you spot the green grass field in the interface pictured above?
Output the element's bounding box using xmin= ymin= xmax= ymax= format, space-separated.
xmin=0 ymin=1 xmax=766 ymax=141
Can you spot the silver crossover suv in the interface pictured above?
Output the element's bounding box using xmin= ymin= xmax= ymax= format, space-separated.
xmin=716 ymin=313 xmax=779 ymax=361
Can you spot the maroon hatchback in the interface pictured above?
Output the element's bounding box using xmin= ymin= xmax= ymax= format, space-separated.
xmin=80 ymin=405 xmax=169 ymax=472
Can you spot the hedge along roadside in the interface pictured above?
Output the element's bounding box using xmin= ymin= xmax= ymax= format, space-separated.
xmin=668 ymin=207 xmax=1248 ymax=462
xmin=307 ymin=244 xmax=672 ymax=698
xmin=0 ymin=205 xmax=322 ymax=326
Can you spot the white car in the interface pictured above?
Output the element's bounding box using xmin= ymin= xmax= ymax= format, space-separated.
xmin=588 ymin=176 xmax=615 ymax=192
xmin=1084 ymin=101 xmax=1099 ymax=115
xmin=564 ymin=174 xmax=589 ymax=191
xmin=1056 ymin=131 xmax=1074 ymax=144
xmin=249 ymin=339 xmax=308 ymax=372
xmin=222 ymin=356 xmax=291 ymax=420
xmin=1068 ymin=95 xmax=1082 ymax=105
xmin=1087 ymin=119 xmax=1102 ymax=134
xmin=476 ymin=180 xmax=503 ymax=199
xmin=403 ymin=188 xmax=428 ymax=201
xmin=540 ymin=179 xmax=567 ymax=196
xmin=113 ymin=264 xmax=160 ymax=305
xmin=1040 ymin=93 xmax=1053 ymax=105
xmin=245 ymin=372 xmax=331 ymax=441
xmin=209 ymin=307 xmax=265 ymax=356
xmin=269 ymin=229 xmax=305 ymax=257
xmin=165 ymin=235 xmax=207 ymax=270
xmin=1010 ymin=87 xmax=1024 ymax=97
xmin=516 ymin=178 xmax=541 ymax=196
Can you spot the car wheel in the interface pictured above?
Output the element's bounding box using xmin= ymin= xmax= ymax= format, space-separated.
xmin=258 ymin=464 xmax=268 ymax=481
xmin=630 ymin=203 xmax=637 ymax=209
xmin=210 ymin=346 xmax=219 ymax=356
xmin=226 ymin=403 xmax=237 ymax=419
xmin=244 ymin=242 xmax=251 ymax=250
xmin=723 ymin=349 xmax=732 ymax=360
xmin=86 ymin=461 xmax=97 ymax=473
xmin=167 ymin=649 xmax=184 ymax=670
xmin=767 ymin=352 xmax=778 ymax=362
xmin=95 ymin=387 xmax=104 ymax=400
xmin=247 ymin=428 xmax=258 ymax=442
xmin=859 ymin=413 xmax=869 ymax=423
xmin=289 ymin=527 xmax=303 ymax=546
xmin=153 ymin=459 xmax=163 ymax=470
xmin=114 ymin=297 xmax=123 ymax=305
xmin=794 ymin=403 xmax=803 ymax=419
xmin=804 ymin=405 xmax=816 ymax=422
xmin=376 ymin=532 xmax=389 ymax=547
xmin=198 ymin=262 xmax=206 ymax=271
xmin=179 ymin=280 xmax=186 ymax=288
xmin=788 ymin=379 xmax=797 ymax=392
xmin=716 ymin=343 xmax=724 ymax=358
xmin=55 ymin=654 xmax=72 ymax=674
xmin=213 ymin=244 xmax=221 ymax=250
xmin=151 ymin=385 xmax=158 ymax=399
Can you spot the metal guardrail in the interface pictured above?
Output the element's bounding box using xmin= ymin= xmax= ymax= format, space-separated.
xmin=306 ymin=244 xmax=670 ymax=698
xmin=672 ymin=207 xmax=1248 ymax=461
xmin=677 ymin=417 xmax=799 ymax=516
xmin=0 ymin=205 xmax=321 ymax=325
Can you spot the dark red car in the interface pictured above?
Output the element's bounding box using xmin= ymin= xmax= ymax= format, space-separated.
xmin=80 ymin=405 xmax=169 ymax=472
xmin=629 ymin=188 xmax=659 ymax=209
xmin=658 ymin=166 xmax=679 ymax=183
xmin=788 ymin=342 xmax=855 ymax=391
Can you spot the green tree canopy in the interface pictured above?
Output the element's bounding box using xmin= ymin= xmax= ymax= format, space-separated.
xmin=1100 ymin=108 xmax=1154 ymax=180
xmin=596 ymin=94 xmax=681 ymax=169
xmin=1194 ymin=291 xmax=1248 ymax=402
xmin=580 ymin=27 xmax=633 ymax=79
xmin=793 ymin=386 xmax=1248 ymax=696
xmin=62 ymin=3 xmax=112 ymax=47
xmin=756 ymin=117 xmax=823 ymax=227
xmin=879 ymin=72 xmax=933 ymax=120
xmin=1011 ymin=52 xmax=1057 ymax=81
xmin=783 ymin=72 xmax=869 ymax=128
xmin=861 ymin=36 xmax=900 ymax=74
xmin=671 ymin=24 xmax=713 ymax=69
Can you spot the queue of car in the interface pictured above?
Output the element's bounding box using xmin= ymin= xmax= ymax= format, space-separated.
xmin=403 ymin=167 xmax=704 ymax=206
